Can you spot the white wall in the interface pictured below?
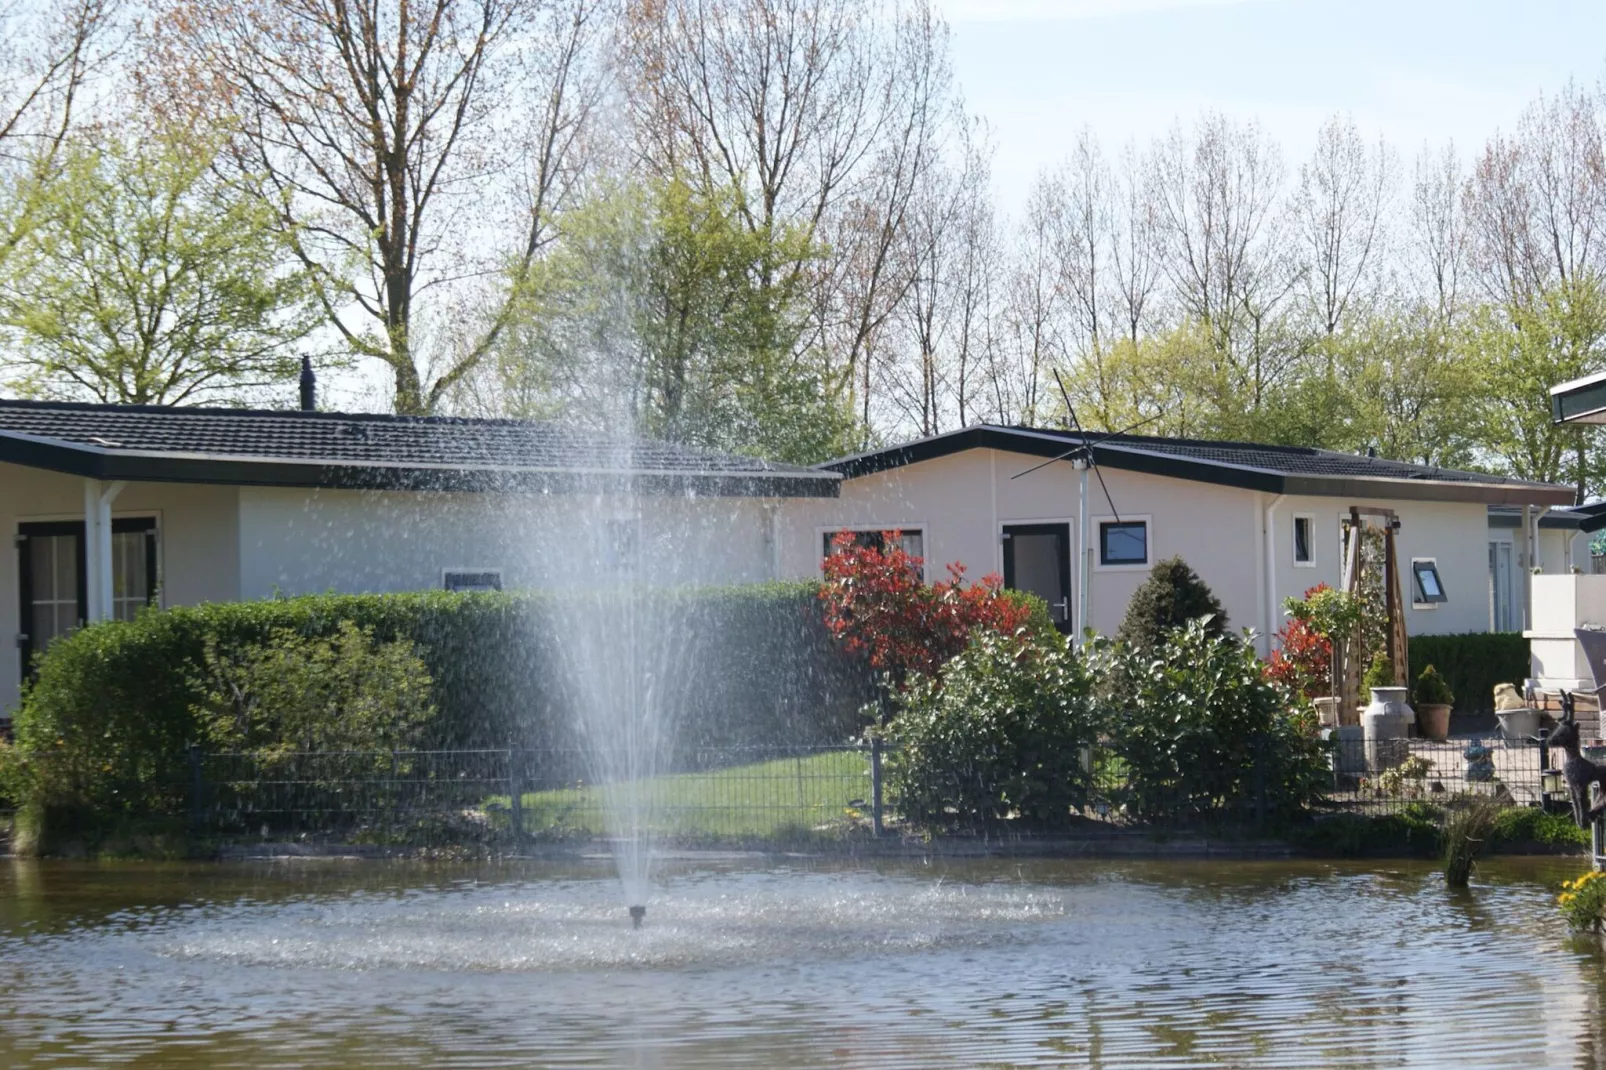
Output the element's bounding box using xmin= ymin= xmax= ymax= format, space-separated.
xmin=237 ymin=486 xmax=778 ymax=600
xmin=780 ymin=448 xmax=1509 ymax=649
xmin=0 ymin=463 xmax=240 ymax=716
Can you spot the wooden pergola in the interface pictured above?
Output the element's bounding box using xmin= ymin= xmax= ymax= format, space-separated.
xmin=1336 ymin=506 xmax=1410 ymax=716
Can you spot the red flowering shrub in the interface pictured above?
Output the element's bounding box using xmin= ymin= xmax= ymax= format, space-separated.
xmin=1266 ymin=584 xmax=1335 ymax=700
xmin=819 ymin=531 xmax=1036 ymax=685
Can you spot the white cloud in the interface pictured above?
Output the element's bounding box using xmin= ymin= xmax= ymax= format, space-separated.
xmin=938 ymin=0 xmax=1264 ymax=22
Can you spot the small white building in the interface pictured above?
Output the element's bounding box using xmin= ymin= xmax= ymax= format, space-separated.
xmin=0 ymin=400 xmax=840 ymax=721
xmin=776 ymin=426 xmax=1580 ymax=652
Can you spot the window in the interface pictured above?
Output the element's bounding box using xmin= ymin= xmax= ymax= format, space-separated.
xmin=1099 ymin=520 xmax=1149 ymax=567
xmin=1412 ymin=559 xmax=1448 ymax=606
xmin=821 ymin=529 xmax=924 ymax=561
xmin=1293 ymin=515 xmax=1314 ymax=566
xmin=821 ymin=528 xmax=925 ymax=579
xmin=17 ymin=517 xmax=157 ymax=677
xmin=443 ymin=569 xmax=502 ymax=593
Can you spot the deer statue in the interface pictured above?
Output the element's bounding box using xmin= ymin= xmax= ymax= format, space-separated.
xmin=1546 ymin=690 xmax=1606 ymax=829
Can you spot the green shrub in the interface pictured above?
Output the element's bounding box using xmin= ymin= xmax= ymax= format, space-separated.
xmin=1407 ymin=633 xmax=1528 ymax=713
xmin=9 ymin=584 xmax=875 ymax=822
xmin=1362 ymin=652 xmax=1394 ymax=690
xmin=1443 ymin=797 xmax=1500 ymax=887
xmin=1413 ymin=663 xmax=1454 ymax=706
xmin=887 ymin=630 xmax=1103 ymax=829
xmin=1489 ymin=805 xmax=1589 ymax=849
xmin=198 ymin=621 xmax=435 ymax=754
xmin=1093 ymin=619 xmax=1328 ymax=822
xmin=1115 ymin=557 xmax=1227 ymax=653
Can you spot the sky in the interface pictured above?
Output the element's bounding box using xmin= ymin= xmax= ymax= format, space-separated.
xmin=936 ymin=0 xmax=1606 ymax=213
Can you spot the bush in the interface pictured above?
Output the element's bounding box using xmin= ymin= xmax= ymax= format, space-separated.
xmin=887 ymin=630 xmax=1102 ymax=829
xmin=1361 ymin=652 xmax=1394 ymax=690
xmin=8 ymin=584 xmax=876 ymax=822
xmin=1413 ymin=664 xmax=1454 ymax=707
xmin=1094 ymin=619 xmax=1328 ymax=822
xmin=1116 ymin=557 xmax=1227 ymax=653
xmin=1407 ymin=633 xmax=1528 ymax=713
xmin=819 ymin=533 xmax=1049 ymax=687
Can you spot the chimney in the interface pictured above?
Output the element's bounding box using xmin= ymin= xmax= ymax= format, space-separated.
xmin=299 ymin=355 xmax=316 ymax=411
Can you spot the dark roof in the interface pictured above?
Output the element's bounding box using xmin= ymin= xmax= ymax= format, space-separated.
xmin=0 ymin=399 xmax=840 ymax=497
xmin=823 ymin=425 xmax=1574 ymax=506
xmin=1552 ymin=371 xmax=1606 ymax=424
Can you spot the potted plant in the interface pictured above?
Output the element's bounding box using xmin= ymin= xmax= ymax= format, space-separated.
xmin=1361 ymin=652 xmax=1412 ymax=770
xmin=1413 ymin=664 xmax=1454 ymax=741
xmin=1493 ymin=682 xmax=1539 ymax=741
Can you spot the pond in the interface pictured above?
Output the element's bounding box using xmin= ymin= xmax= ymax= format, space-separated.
xmin=2 ymin=854 xmax=1604 ymax=1068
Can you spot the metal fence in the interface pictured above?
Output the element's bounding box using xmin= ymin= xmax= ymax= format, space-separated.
xmin=1319 ymin=735 xmax=1551 ymax=815
xmin=194 ymin=744 xmax=882 ymax=843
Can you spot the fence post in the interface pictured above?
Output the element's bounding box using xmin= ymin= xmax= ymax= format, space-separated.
xmin=1594 ymin=809 xmax=1604 ymax=872
xmin=508 ymin=749 xmax=524 ymax=842
xmin=870 ymin=737 xmax=884 ymax=837
xmin=188 ymin=744 xmax=204 ymax=832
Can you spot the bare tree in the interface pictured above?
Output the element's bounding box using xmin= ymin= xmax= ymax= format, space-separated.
xmin=149 ymin=0 xmax=605 ymax=414
xmin=1109 ymin=142 xmax=1162 ymax=346
xmin=1291 ymin=115 xmax=1394 ymax=335
xmin=0 ymin=0 xmax=122 ymax=252
xmin=1410 ymin=142 xmax=1467 ymax=321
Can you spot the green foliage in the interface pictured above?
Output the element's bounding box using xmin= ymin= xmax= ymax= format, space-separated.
xmin=1558 ymin=870 xmax=1606 ymax=932
xmin=494 ymin=175 xmax=856 ymax=464
xmin=1292 ymin=806 xmax=1444 ymax=858
xmin=1115 ymin=556 xmax=1228 ymax=653
xmin=7 ymin=585 xmax=874 ymax=821
xmin=1284 ymin=586 xmax=1362 ymax=641
xmin=1443 ymin=797 xmax=1500 ymax=887
xmin=1361 ymin=652 xmax=1395 ymax=690
xmin=197 ymin=621 xmax=435 ymax=754
xmin=1092 ymin=620 xmax=1329 ymax=822
xmin=887 ymin=630 xmax=1103 ymax=828
xmin=1413 ymin=664 xmax=1454 ymax=707
xmin=0 ymin=121 xmax=320 ymax=404
xmin=1406 ymin=633 xmax=1528 ymax=713
xmin=1489 ymin=805 xmax=1589 ymax=849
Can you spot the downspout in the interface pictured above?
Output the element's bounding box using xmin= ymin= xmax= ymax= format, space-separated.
xmin=1263 ymin=493 xmax=1287 ymax=659
xmin=1075 ymin=458 xmax=1091 ymax=646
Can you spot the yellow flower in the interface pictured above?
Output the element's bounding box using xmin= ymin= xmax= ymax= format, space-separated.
xmin=1562 ymin=893 xmax=1577 ymax=906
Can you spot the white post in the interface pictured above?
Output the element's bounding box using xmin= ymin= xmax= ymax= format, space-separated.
xmin=1521 ymin=504 xmax=1532 ymax=632
xmin=82 ymin=478 xmax=125 ymax=623
xmin=1075 ymin=459 xmax=1090 ymax=645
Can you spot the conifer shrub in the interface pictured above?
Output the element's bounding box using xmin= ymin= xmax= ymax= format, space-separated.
xmin=1116 ymin=556 xmax=1228 ymax=653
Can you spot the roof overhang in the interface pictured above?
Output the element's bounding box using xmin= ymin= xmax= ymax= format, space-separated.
xmin=1552 ymin=371 xmax=1606 ymax=424
xmin=823 ymin=426 xmax=1575 ymax=507
xmin=0 ymin=429 xmax=841 ymax=498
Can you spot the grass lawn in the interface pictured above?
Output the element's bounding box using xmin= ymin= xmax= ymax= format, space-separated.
xmin=494 ymin=750 xmax=875 ymax=840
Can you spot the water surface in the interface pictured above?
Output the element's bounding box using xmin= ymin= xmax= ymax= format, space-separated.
xmin=2 ymin=854 xmax=1602 ymax=1068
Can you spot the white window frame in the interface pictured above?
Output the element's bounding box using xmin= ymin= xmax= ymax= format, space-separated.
xmin=1292 ymin=513 xmax=1316 ymax=568
xmin=1094 ymin=515 xmax=1152 ymax=571
xmin=442 ymin=568 xmax=503 ymax=593
xmin=816 ymin=524 xmax=928 ymax=581
xmin=1410 ymin=557 xmax=1447 ymax=609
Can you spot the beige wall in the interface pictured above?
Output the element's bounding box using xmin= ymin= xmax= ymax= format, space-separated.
xmin=780 ymin=447 xmax=1523 ymax=650
xmin=1 ymin=463 xmax=240 ymax=716
xmin=237 ymin=487 xmax=778 ymax=600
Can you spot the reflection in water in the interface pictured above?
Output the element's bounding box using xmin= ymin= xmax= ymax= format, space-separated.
xmin=2 ymin=855 xmax=1604 ymax=1068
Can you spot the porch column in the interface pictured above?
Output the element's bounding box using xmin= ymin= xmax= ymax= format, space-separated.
xmin=82 ymin=478 xmax=126 ymax=622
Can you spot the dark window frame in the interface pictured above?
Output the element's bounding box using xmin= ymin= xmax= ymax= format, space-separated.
xmin=443 ymin=569 xmax=503 ymax=593
xmin=1412 ymin=559 xmax=1448 ymax=605
xmin=1098 ymin=520 xmax=1149 ymax=567
xmin=16 ymin=516 xmax=157 ymax=680
xmin=1293 ymin=515 xmax=1314 ymax=565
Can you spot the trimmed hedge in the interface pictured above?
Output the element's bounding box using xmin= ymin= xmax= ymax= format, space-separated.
xmin=2 ymin=584 xmax=877 ymax=819
xmin=1407 ymin=632 xmax=1529 ymax=714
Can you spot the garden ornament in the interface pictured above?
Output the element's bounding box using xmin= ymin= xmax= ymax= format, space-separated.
xmin=1546 ymin=691 xmax=1606 ymax=829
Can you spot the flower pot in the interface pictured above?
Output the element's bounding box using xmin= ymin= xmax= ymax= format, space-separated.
xmin=1416 ymin=703 xmax=1452 ymax=742
xmin=1495 ymin=708 xmax=1539 ymax=742
xmin=1313 ymin=697 xmax=1340 ymax=728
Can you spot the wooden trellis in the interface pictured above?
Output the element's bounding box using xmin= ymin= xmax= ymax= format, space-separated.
xmin=1338 ymin=506 xmax=1410 ymax=717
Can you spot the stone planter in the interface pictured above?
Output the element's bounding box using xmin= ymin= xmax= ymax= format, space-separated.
xmin=1363 ymin=686 xmax=1413 ymax=772
xmin=1313 ymin=697 xmax=1340 ymax=728
xmin=1416 ymin=703 xmax=1452 ymax=742
xmin=1495 ymin=707 xmax=1540 ymax=742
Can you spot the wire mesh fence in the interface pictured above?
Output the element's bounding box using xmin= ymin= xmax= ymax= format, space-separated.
xmin=195 ymin=745 xmax=879 ymax=843
xmin=1318 ymin=736 xmax=1552 ymax=815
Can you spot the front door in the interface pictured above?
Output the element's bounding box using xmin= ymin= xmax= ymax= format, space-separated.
xmin=1002 ymin=523 xmax=1072 ymax=632
xmin=17 ymin=518 xmax=158 ymax=677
